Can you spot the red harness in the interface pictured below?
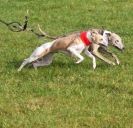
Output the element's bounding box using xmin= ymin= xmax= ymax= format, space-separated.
xmin=80 ymin=32 xmax=92 ymax=46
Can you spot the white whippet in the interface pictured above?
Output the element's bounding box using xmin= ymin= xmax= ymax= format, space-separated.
xmin=18 ymin=30 xmax=105 ymax=71
xmin=28 ymin=29 xmax=124 ymax=69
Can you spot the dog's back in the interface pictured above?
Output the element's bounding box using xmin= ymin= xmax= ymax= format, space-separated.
xmin=50 ymin=33 xmax=80 ymax=52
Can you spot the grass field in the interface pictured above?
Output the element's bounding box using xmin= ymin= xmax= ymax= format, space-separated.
xmin=0 ymin=0 xmax=133 ymax=127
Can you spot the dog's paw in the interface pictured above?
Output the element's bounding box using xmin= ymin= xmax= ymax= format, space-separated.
xmin=17 ymin=68 xmax=21 ymax=72
xmin=93 ymin=64 xmax=96 ymax=69
xmin=116 ymin=60 xmax=120 ymax=65
xmin=112 ymin=62 xmax=116 ymax=66
xmin=75 ymin=59 xmax=84 ymax=64
xmin=75 ymin=61 xmax=81 ymax=64
xmin=33 ymin=63 xmax=38 ymax=70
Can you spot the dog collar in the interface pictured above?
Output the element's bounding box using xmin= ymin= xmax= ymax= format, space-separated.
xmin=80 ymin=31 xmax=92 ymax=46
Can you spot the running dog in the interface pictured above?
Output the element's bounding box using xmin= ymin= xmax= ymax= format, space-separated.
xmin=29 ymin=28 xmax=124 ymax=69
xmin=89 ymin=29 xmax=124 ymax=65
xmin=18 ymin=30 xmax=105 ymax=71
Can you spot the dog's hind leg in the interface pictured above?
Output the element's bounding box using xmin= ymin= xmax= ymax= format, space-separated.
xmin=18 ymin=57 xmax=38 ymax=72
xmin=17 ymin=46 xmax=45 ymax=72
xmin=18 ymin=42 xmax=53 ymax=71
xmin=18 ymin=59 xmax=28 ymax=72
xmin=18 ymin=59 xmax=29 ymax=72
xmin=33 ymin=53 xmax=54 ymax=68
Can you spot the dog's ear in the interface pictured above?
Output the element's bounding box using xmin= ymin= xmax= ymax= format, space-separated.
xmin=106 ymin=32 xmax=111 ymax=37
xmin=103 ymin=30 xmax=112 ymax=36
xmin=99 ymin=29 xmax=104 ymax=35
xmin=106 ymin=33 xmax=112 ymax=41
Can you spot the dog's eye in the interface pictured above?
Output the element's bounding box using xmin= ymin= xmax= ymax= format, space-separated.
xmin=100 ymin=39 xmax=103 ymax=41
xmin=115 ymin=40 xmax=119 ymax=44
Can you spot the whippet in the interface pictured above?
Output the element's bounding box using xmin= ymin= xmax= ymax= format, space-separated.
xmin=30 ymin=29 xmax=124 ymax=69
xmin=89 ymin=30 xmax=124 ymax=65
xmin=18 ymin=30 xmax=105 ymax=71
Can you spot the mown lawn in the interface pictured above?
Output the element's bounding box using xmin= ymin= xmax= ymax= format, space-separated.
xmin=0 ymin=0 xmax=133 ymax=128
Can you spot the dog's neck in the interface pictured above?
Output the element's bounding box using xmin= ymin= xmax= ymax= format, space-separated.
xmin=80 ymin=31 xmax=92 ymax=46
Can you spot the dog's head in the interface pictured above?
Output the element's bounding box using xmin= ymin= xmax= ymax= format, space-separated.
xmin=108 ymin=33 xmax=124 ymax=51
xmin=89 ymin=30 xmax=104 ymax=46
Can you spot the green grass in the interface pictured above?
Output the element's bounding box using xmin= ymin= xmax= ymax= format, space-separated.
xmin=0 ymin=0 xmax=133 ymax=128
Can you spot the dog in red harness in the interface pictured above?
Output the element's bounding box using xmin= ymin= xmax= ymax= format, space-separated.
xmin=18 ymin=30 xmax=104 ymax=71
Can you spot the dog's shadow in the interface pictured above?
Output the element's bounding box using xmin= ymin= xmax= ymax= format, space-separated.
xmin=6 ymin=58 xmax=112 ymax=72
xmin=5 ymin=58 xmax=78 ymax=71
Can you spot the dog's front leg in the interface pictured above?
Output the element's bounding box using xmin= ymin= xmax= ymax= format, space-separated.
xmin=111 ymin=53 xmax=120 ymax=65
xmin=67 ymin=47 xmax=84 ymax=64
xmin=84 ymin=48 xmax=96 ymax=69
xmin=105 ymin=50 xmax=120 ymax=65
xmin=93 ymin=50 xmax=116 ymax=65
xmin=91 ymin=44 xmax=116 ymax=66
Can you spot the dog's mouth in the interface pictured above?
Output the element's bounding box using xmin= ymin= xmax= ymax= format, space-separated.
xmin=99 ymin=43 xmax=108 ymax=48
xmin=114 ymin=46 xmax=124 ymax=52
